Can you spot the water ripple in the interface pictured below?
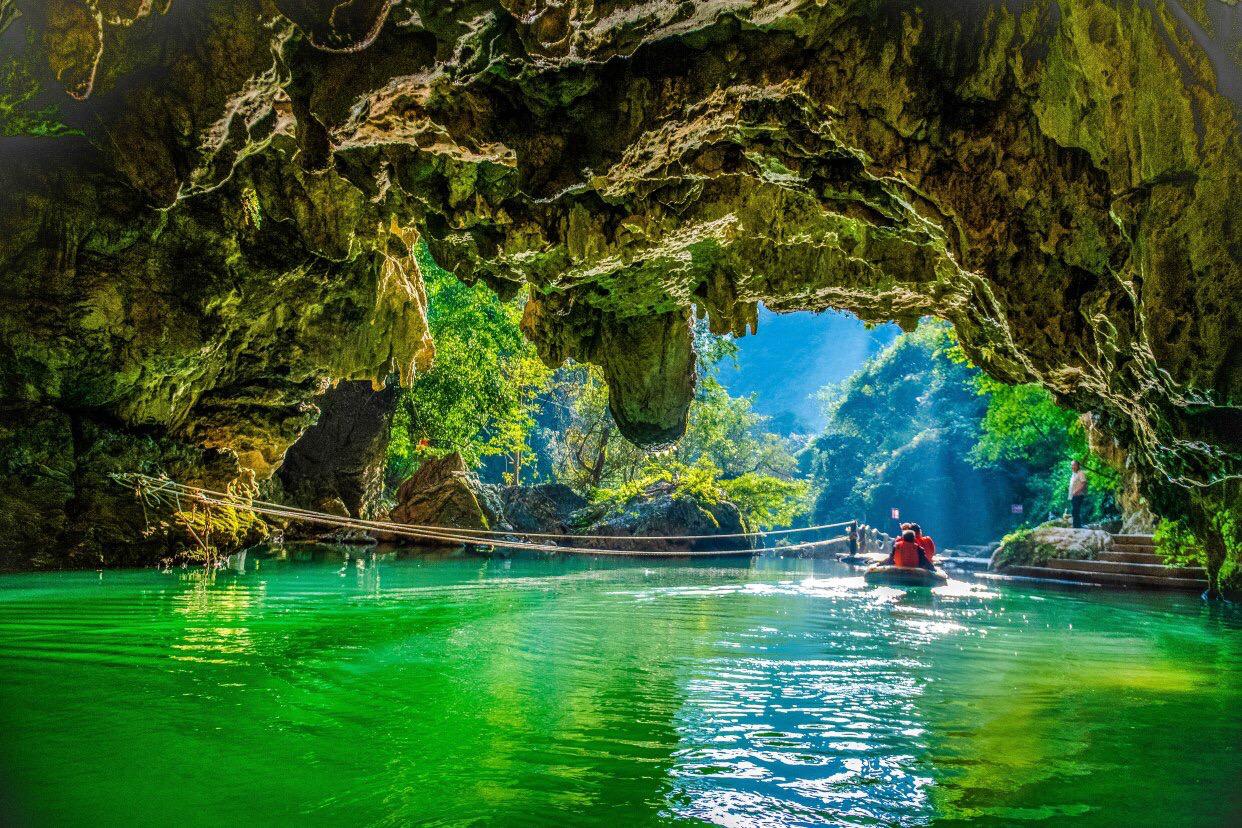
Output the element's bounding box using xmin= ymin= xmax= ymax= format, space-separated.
xmin=0 ymin=553 xmax=1237 ymax=827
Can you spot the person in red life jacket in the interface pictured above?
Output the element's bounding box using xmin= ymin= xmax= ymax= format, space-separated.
xmin=893 ymin=523 xmax=912 ymax=553
xmin=885 ymin=530 xmax=933 ymax=570
xmin=909 ymin=523 xmax=935 ymax=563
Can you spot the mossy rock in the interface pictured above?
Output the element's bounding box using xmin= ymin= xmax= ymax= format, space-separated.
xmin=990 ymin=524 xmax=1114 ymax=571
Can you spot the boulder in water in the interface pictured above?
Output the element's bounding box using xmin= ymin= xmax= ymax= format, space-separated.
xmin=493 ymin=484 xmax=588 ymax=536
xmin=384 ymin=453 xmax=489 ymax=546
xmin=577 ymin=482 xmax=754 ymax=553
xmin=990 ymin=524 xmax=1113 ymax=571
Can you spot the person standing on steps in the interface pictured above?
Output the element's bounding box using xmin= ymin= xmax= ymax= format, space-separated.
xmin=1068 ymin=459 xmax=1087 ymax=528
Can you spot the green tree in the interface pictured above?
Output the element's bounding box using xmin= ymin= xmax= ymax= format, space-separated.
xmin=386 ymin=245 xmax=550 ymax=486
xmin=1153 ymin=508 xmax=1239 ymax=590
xmin=969 ymin=377 xmax=1118 ymax=524
xmin=543 ymin=321 xmax=809 ymax=530
xmin=806 ymin=319 xmax=1120 ymax=545
xmin=720 ymin=472 xmax=809 ymax=529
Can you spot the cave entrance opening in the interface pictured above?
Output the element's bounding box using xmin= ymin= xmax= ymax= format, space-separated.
xmin=716 ymin=306 xmax=899 ymax=436
xmin=728 ymin=308 xmax=1124 ymax=551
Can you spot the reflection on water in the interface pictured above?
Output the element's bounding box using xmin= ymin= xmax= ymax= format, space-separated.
xmin=0 ymin=549 xmax=1238 ymax=827
xmin=622 ymin=574 xmax=990 ymax=826
xmin=171 ymin=570 xmax=266 ymax=665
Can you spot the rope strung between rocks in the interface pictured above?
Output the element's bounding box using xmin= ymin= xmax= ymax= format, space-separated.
xmin=117 ymin=474 xmax=854 ymax=542
xmin=198 ymin=494 xmax=852 ymax=557
xmin=135 ymin=476 xmax=853 ymax=557
xmin=114 ymin=473 xmax=855 ymax=558
xmin=138 ymin=471 xmax=854 ymax=543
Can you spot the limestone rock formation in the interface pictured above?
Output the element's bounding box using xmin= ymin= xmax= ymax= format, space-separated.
xmin=0 ymin=1 xmax=1237 ymax=578
xmin=1080 ymin=411 xmax=1157 ymax=534
xmin=487 ymin=484 xmax=588 ymax=536
xmin=991 ymin=524 xmax=1114 ymax=570
xmin=578 ymin=482 xmax=754 ymax=554
xmin=276 ymin=379 xmax=400 ymax=518
xmin=386 ymin=452 xmax=489 ymax=544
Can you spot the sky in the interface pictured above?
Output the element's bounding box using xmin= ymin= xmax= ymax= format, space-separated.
xmin=716 ymin=306 xmax=899 ymax=434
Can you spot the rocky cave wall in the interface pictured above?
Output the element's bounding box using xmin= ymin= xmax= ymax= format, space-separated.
xmin=0 ymin=0 xmax=1237 ymax=570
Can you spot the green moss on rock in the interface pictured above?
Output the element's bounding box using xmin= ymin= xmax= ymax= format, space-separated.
xmin=0 ymin=0 xmax=1236 ymax=573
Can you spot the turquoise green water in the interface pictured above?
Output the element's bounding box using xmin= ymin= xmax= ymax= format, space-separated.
xmin=0 ymin=549 xmax=1238 ymax=827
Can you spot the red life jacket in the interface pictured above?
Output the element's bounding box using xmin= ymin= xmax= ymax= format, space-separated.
xmin=916 ymin=535 xmax=935 ymax=562
xmin=892 ymin=539 xmax=924 ymax=568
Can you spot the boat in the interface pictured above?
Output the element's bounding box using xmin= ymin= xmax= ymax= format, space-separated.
xmin=863 ymin=565 xmax=949 ymax=587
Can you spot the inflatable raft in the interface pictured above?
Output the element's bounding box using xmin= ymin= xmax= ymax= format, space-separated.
xmin=863 ymin=565 xmax=949 ymax=587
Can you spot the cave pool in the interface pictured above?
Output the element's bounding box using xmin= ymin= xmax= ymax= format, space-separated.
xmin=0 ymin=549 xmax=1238 ymax=826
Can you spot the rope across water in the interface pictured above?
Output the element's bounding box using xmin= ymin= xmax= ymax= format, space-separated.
xmin=114 ymin=474 xmax=857 ymax=558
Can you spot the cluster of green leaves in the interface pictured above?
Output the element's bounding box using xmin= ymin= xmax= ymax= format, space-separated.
xmin=594 ymin=458 xmax=724 ymax=511
xmin=719 ymin=472 xmax=810 ymax=529
xmin=538 ymin=363 xmax=643 ymax=491
xmin=1154 ymin=518 xmax=1200 ymax=567
xmin=968 ymin=373 xmax=1119 ymax=525
xmin=386 ymin=244 xmax=550 ymax=485
xmin=681 ymin=372 xmax=800 ymax=480
xmin=1155 ymin=509 xmax=1239 ymax=589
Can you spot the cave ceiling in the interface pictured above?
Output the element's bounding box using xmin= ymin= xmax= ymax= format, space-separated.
xmin=0 ymin=0 xmax=1238 ymax=561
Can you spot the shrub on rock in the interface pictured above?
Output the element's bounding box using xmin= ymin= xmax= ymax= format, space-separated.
xmin=990 ymin=524 xmax=1113 ymax=570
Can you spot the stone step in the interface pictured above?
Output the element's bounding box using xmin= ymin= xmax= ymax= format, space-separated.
xmin=1046 ymin=558 xmax=1205 ymax=579
xmin=1003 ymin=565 xmax=1207 ymax=591
xmin=1098 ymin=550 xmax=1165 ymax=565
xmin=1111 ymin=534 xmax=1156 ymax=547
xmin=1113 ymin=540 xmax=1157 ymax=553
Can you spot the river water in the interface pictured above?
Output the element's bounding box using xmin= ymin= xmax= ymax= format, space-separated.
xmin=0 ymin=549 xmax=1237 ymax=827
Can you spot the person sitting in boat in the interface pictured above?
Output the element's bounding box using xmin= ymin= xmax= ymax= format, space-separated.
xmin=909 ymin=523 xmax=936 ymax=563
xmin=885 ymin=529 xmax=934 ymax=571
xmin=892 ymin=523 xmax=912 ymax=552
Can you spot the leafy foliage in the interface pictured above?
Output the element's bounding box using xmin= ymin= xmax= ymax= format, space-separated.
xmin=539 ymin=363 xmax=647 ymax=491
xmin=593 ymin=458 xmax=724 ymax=512
xmin=1155 ymin=510 xmax=1239 ymax=590
xmin=720 ymin=472 xmax=810 ymax=530
xmin=1154 ymin=518 xmax=1200 ymax=567
xmin=386 ymin=244 xmax=550 ymax=485
xmin=587 ymin=456 xmax=810 ymax=532
xmin=806 ymin=320 xmax=1120 ymax=545
xmin=968 ymin=374 xmax=1119 ymax=526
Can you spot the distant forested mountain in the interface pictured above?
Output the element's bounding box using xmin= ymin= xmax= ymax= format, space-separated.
xmin=802 ymin=321 xmax=1119 ymax=547
xmin=716 ymin=308 xmax=898 ymax=434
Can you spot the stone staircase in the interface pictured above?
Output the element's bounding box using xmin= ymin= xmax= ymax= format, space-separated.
xmin=1001 ymin=534 xmax=1209 ymax=592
